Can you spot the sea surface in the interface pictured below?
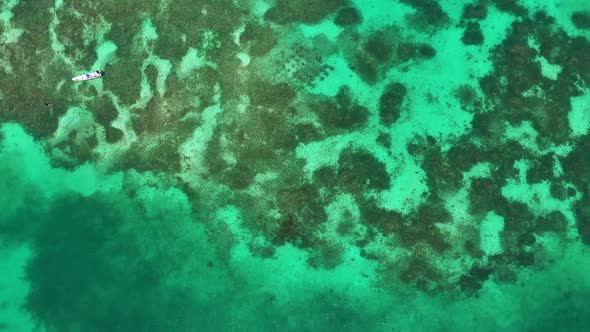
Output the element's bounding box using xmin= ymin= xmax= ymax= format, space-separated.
xmin=1 ymin=0 xmax=590 ymax=331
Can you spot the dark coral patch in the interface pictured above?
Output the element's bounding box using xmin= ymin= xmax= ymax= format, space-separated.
xmin=572 ymin=12 xmax=590 ymax=30
xmin=204 ymin=149 xmax=255 ymax=191
xmin=236 ymin=106 xmax=298 ymax=155
xmin=401 ymin=203 xmax=451 ymax=253
xmin=221 ymin=161 xmax=257 ymax=190
xmin=549 ymin=182 xmax=567 ymax=201
xmin=52 ymin=131 xmax=99 ymax=168
xmin=468 ymin=177 xmax=505 ymax=215
xmin=334 ymin=7 xmax=362 ymax=27
xmin=88 ymin=95 xmax=119 ymax=128
xmin=526 ymin=154 xmax=555 ymax=184
xmin=398 ymin=258 xmax=440 ymax=291
xmin=11 ymin=1 xmax=53 ymax=50
xmin=265 ymin=0 xmax=348 ymax=25
xmin=417 ymin=44 xmax=437 ymax=59
xmin=420 ymin=139 xmax=464 ymax=195
xmin=294 ymin=123 xmax=322 ymax=143
xmin=116 ymin=137 xmax=182 ymax=173
xmin=400 ymin=0 xmax=450 ymax=28
xmin=312 ymin=165 xmax=339 ymax=191
xmin=312 ymin=86 xmax=369 ymax=131
xmin=346 ymin=27 xmax=419 ymax=85
xmin=499 ymin=200 xmax=534 ymax=228
xmin=413 ymin=200 xmax=452 ymax=226
xmin=278 ymin=183 xmax=327 ymax=223
xmin=376 ymin=133 xmax=391 ymax=149
xmin=561 ymin=135 xmax=590 ymax=187
xmin=445 ymin=138 xmax=492 ymax=174
xmin=306 ymin=240 xmax=345 ymax=269
xmin=454 ymin=85 xmax=479 ymax=110
xmin=337 ymin=148 xmax=390 ymax=193
xmin=55 ymin=10 xmax=97 ymax=68
xmin=103 ymin=58 xmax=143 ymax=106
xmin=104 ymin=126 xmax=124 ymax=144
xmin=272 ymin=214 xmax=307 ymax=247
xmin=153 ymin=25 xmax=188 ymax=61
xmin=361 ymin=195 xmax=453 ymax=257
xmin=0 ymin=24 xmax=74 ymax=138
xmin=165 ymin=0 xmax=242 ymax=37
xmin=399 ymin=223 xmax=451 ymax=253
xmin=358 ymin=198 xmax=404 ymax=234
xmin=462 ymin=22 xmax=484 ymax=45
xmin=476 ymin=15 xmax=584 ymax=145
xmin=240 ymin=22 xmax=278 ymax=57
xmin=247 ymin=79 xmax=296 ymax=109
xmin=379 ymin=82 xmax=407 ymax=125
xmin=574 ymin=189 xmax=590 ymax=245
xmin=280 ymin=44 xmax=335 ymax=88
xmin=365 ymin=31 xmax=395 ymax=63
xmin=350 ymin=54 xmax=379 ymax=84
xmin=204 ymin=103 xmax=299 ymax=191
xmin=394 ymin=42 xmax=437 ymax=62
xmin=459 ymin=265 xmax=493 ymax=293
xmin=462 ymin=3 xmax=488 ymax=20
xmin=490 ymin=0 xmax=527 ymax=17
xmin=534 ymin=211 xmax=568 ymax=234
xmin=130 ymin=94 xmax=194 ymax=136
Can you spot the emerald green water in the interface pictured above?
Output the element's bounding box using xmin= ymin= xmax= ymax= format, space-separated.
xmin=1 ymin=0 xmax=590 ymax=331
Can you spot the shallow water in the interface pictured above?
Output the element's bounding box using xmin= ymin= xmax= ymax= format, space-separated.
xmin=1 ymin=0 xmax=590 ymax=331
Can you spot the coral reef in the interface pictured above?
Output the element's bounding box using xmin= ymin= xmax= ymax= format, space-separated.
xmin=1 ymin=3 xmax=590 ymax=325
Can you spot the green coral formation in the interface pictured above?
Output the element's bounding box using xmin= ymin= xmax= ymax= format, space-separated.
xmin=337 ymin=147 xmax=390 ymax=193
xmin=379 ymin=82 xmax=407 ymax=125
xmin=462 ymin=22 xmax=484 ymax=45
xmin=400 ymin=0 xmax=450 ymax=28
xmin=461 ymin=3 xmax=488 ymax=21
xmin=312 ymin=86 xmax=369 ymax=131
xmin=1 ymin=0 xmax=590 ymax=330
xmin=104 ymin=125 xmax=124 ymax=143
xmin=334 ymin=7 xmax=363 ymax=27
xmin=240 ymin=22 xmax=278 ymax=57
xmin=572 ymin=11 xmax=590 ymax=30
xmin=265 ymin=0 xmax=349 ymax=25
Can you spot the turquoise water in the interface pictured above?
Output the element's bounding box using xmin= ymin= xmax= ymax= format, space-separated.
xmin=1 ymin=0 xmax=590 ymax=331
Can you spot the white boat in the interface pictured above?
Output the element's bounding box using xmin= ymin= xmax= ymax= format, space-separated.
xmin=72 ymin=70 xmax=104 ymax=81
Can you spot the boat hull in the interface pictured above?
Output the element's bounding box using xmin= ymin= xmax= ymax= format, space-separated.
xmin=72 ymin=72 xmax=103 ymax=81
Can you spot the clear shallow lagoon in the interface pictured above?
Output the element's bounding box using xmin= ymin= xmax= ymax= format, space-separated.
xmin=1 ymin=0 xmax=590 ymax=331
